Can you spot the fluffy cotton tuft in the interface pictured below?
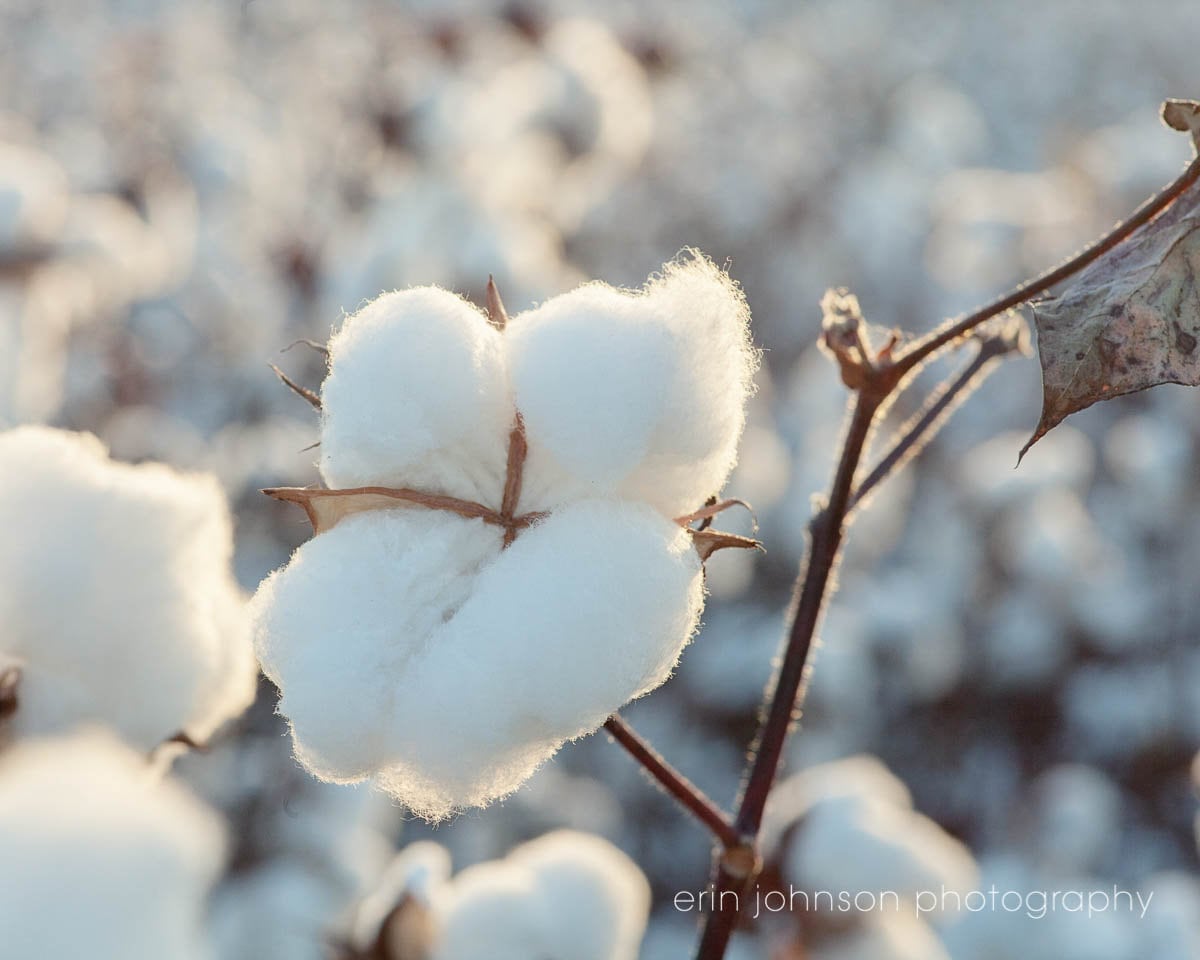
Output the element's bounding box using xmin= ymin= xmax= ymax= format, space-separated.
xmin=0 ymin=731 xmax=225 ymax=960
xmin=509 ymin=253 xmax=758 ymax=516
xmin=255 ymin=252 xmax=752 ymax=815
xmin=0 ymin=427 xmax=257 ymax=750
xmin=431 ymin=831 xmax=650 ymax=960
xmin=319 ymin=287 xmax=512 ymax=506
xmin=253 ymin=499 xmax=703 ymax=818
xmin=779 ymin=756 xmax=978 ymax=905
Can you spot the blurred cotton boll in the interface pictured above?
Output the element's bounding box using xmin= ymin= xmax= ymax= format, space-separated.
xmin=0 ymin=426 xmax=257 ymax=751
xmin=430 ymin=830 xmax=650 ymax=960
xmin=0 ymin=731 xmax=225 ymax=960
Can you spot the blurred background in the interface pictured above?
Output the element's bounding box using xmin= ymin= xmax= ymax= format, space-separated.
xmin=2 ymin=0 xmax=1198 ymax=956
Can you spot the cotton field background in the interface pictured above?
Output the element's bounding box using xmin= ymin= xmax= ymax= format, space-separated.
xmin=2 ymin=1 xmax=1199 ymax=958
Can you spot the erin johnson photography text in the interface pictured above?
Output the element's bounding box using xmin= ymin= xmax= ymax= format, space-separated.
xmin=673 ymin=885 xmax=1156 ymax=921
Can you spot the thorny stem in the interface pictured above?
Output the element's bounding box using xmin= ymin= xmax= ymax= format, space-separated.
xmin=893 ymin=153 xmax=1200 ymax=376
xmin=604 ymin=715 xmax=740 ymax=850
xmin=694 ymin=151 xmax=1200 ymax=960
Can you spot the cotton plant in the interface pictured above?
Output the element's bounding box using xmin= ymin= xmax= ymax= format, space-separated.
xmin=0 ymin=730 xmax=226 ymax=960
xmin=346 ymin=830 xmax=651 ymax=960
xmin=251 ymin=251 xmax=759 ymax=818
xmin=0 ymin=426 xmax=257 ymax=752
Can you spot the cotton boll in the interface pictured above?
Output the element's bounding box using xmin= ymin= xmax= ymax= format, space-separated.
xmin=386 ymin=498 xmax=704 ymax=817
xmin=319 ymin=286 xmax=512 ymax=506
xmin=0 ymin=731 xmax=224 ymax=960
xmin=433 ymin=830 xmax=650 ymax=960
xmin=512 ymin=831 xmax=651 ymax=960
xmin=251 ymin=508 xmax=504 ymax=784
xmin=776 ymin=758 xmax=976 ymax=907
xmin=351 ymin=841 xmax=451 ymax=952
xmin=511 ymin=253 xmax=756 ymax=517
xmin=0 ymin=426 xmax=256 ymax=750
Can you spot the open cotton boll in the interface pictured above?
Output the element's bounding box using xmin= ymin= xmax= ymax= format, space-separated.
xmin=509 ymin=253 xmax=756 ymax=517
xmin=432 ymin=830 xmax=650 ymax=960
xmin=785 ymin=792 xmax=978 ymax=904
xmin=319 ymin=287 xmax=513 ymax=507
xmin=0 ymin=731 xmax=225 ymax=960
xmin=509 ymin=831 xmax=652 ymax=960
xmin=351 ymin=841 xmax=452 ymax=953
xmin=251 ymin=498 xmax=702 ymax=819
xmin=0 ymin=426 xmax=256 ymax=750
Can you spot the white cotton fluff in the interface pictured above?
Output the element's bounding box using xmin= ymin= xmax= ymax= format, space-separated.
xmin=0 ymin=731 xmax=225 ymax=960
xmin=776 ymin=756 xmax=977 ymax=906
xmin=508 ymin=254 xmax=758 ymax=517
xmin=252 ymin=498 xmax=703 ymax=818
xmin=431 ymin=831 xmax=650 ymax=960
xmin=319 ymin=286 xmax=513 ymax=507
xmin=0 ymin=427 xmax=257 ymax=750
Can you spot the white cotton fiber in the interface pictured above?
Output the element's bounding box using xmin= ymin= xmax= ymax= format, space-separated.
xmin=778 ymin=756 xmax=977 ymax=905
xmin=0 ymin=731 xmax=225 ymax=960
xmin=251 ymin=498 xmax=703 ymax=818
xmin=509 ymin=252 xmax=757 ymax=517
xmin=319 ymin=287 xmax=513 ymax=507
xmin=0 ymin=426 xmax=257 ymax=750
xmin=432 ymin=830 xmax=650 ymax=960
xmin=252 ymin=509 xmax=504 ymax=784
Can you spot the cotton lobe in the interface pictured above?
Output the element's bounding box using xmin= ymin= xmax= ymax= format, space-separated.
xmin=0 ymin=426 xmax=257 ymax=750
xmin=253 ymin=252 xmax=756 ymax=816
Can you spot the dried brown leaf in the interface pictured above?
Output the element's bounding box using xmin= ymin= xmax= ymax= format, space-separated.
xmin=264 ymin=486 xmax=507 ymax=535
xmin=1022 ymin=182 xmax=1200 ymax=457
xmin=690 ymin=528 xmax=762 ymax=562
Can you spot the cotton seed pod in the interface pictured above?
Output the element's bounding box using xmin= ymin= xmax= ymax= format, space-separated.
xmin=0 ymin=426 xmax=257 ymax=751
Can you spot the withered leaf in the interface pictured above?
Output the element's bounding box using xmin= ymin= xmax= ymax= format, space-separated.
xmin=690 ymin=528 xmax=762 ymax=562
xmin=1023 ymin=181 xmax=1200 ymax=457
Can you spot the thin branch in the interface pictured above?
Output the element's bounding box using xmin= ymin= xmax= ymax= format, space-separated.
xmin=604 ymin=715 xmax=740 ymax=850
xmin=696 ymin=392 xmax=882 ymax=959
xmin=850 ymin=323 xmax=1025 ymax=513
xmin=894 ymin=153 xmax=1200 ymax=375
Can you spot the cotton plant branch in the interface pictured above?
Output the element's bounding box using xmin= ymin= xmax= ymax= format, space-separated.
xmin=893 ymin=150 xmax=1200 ymax=377
xmin=693 ymin=136 xmax=1200 ymax=960
xmin=603 ymin=715 xmax=740 ymax=850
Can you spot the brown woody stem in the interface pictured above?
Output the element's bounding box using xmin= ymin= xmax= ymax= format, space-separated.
xmin=604 ymin=715 xmax=740 ymax=850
